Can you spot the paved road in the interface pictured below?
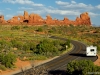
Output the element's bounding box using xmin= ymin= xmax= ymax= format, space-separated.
xmin=46 ymin=36 xmax=97 ymax=70
xmin=14 ymin=36 xmax=98 ymax=75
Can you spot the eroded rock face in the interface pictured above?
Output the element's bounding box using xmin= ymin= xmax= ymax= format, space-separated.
xmin=75 ymin=12 xmax=91 ymax=25
xmin=0 ymin=11 xmax=91 ymax=26
xmin=7 ymin=16 xmax=20 ymax=24
xmin=18 ymin=15 xmax=24 ymax=23
xmin=28 ymin=13 xmax=44 ymax=25
xmin=0 ymin=15 xmax=7 ymax=24
xmin=24 ymin=11 xmax=29 ymax=20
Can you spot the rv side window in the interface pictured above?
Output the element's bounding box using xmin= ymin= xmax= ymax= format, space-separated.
xmin=90 ymin=49 xmax=94 ymax=52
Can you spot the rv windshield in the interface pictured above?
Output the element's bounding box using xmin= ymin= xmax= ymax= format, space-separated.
xmin=90 ymin=49 xmax=94 ymax=52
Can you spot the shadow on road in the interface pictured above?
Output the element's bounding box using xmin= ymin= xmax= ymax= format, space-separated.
xmin=69 ymin=53 xmax=86 ymax=57
xmin=48 ymin=70 xmax=67 ymax=75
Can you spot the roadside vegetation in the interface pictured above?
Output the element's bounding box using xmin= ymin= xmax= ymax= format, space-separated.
xmin=0 ymin=25 xmax=71 ymax=70
xmin=66 ymin=60 xmax=100 ymax=75
xmin=0 ymin=24 xmax=100 ymax=71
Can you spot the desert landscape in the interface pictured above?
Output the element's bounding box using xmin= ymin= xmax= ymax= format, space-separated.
xmin=0 ymin=0 xmax=100 ymax=75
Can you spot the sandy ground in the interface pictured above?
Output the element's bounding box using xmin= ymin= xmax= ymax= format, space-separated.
xmin=94 ymin=55 xmax=100 ymax=66
xmin=1 ymin=56 xmax=59 ymax=75
xmin=0 ymin=55 xmax=100 ymax=75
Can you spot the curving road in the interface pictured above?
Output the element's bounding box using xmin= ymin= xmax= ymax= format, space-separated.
xmin=45 ymin=36 xmax=97 ymax=70
xmin=14 ymin=36 xmax=98 ymax=75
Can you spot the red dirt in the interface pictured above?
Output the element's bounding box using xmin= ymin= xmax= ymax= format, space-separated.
xmin=1 ymin=55 xmax=100 ymax=75
xmin=94 ymin=55 xmax=100 ymax=66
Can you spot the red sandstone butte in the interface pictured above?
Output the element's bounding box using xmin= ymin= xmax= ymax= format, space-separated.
xmin=0 ymin=11 xmax=91 ymax=26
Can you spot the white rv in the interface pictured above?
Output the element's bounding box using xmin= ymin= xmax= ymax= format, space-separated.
xmin=86 ymin=45 xmax=97 ymax=56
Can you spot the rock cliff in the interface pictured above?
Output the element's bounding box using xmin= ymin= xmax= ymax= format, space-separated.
xmin=0 ymin=11 xmax=91 ymax=26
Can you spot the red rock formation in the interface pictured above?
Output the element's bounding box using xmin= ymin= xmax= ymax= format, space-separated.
xmin=63 ymin=17 xmax=69 ymax=25
xmin=18 ymin=15 xmax=24 ymax=23
xmin=75 ymin=12 xmax=91 ymax=25
xmin=0 ymin=15 xmax=7 ymax=24
xmin=45 ymin=15 xmax=56 ymax=25
xmin=24 ymin=11 xmax=29 ymax=20
xmin=28 ymin=13 xmax=44 ymax=25
xmin=0 ymin=11 xmax=91 ymax=26
xmin=7 ymin=16 xmax=19 ymax=24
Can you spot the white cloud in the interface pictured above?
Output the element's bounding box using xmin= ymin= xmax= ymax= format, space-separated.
xmin=6 ymin=14 xmax=13 ymax=18
xmin=96 ymin=5 xmax=100 ymax=9
xmin=3 ymin=0 xmax=44 ymax=6
xmin=17 ymin=11 xmax=24 ymax=15
xmin=89 ymin=12 xmax=100 ymax=17
xmin=18 ymin=7 xmax=33 ymax=10
xmin=0 ymin=12 xmax=3 ymax=15
xmin=44 ymin=8 xmax=81 ymax=16
xmin=55 ymin=1 xmax=69 ymax=5
xmin=71 ymin=1 xmax=76 ymax=4
xmin=56 ymin=1 xmax=94 ymax=10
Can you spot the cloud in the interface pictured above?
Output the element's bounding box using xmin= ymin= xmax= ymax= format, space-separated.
xmin=55 ymin=1 xmax=94 ymax=10
xmin=71 ymin=1 xmax=76 ymax=4
xmin=3 ymin=0 xmax=44 ymax=6
xmin=6 ymin=14 xmax=13 ymax=19
xmin=55 ymin=1 xmax=69 ymax=5
xmin=18 ymin=7 xmax=33 ymax=10
xmin=43 ymin=8 xmax=81 ymax=16
xmin=89 ymin=12 xmax=100 ymax=17
xmin=96 ymin=5 xmax=100 ymax=9
xmin=0 ymin=12 xmax=3 ymax=15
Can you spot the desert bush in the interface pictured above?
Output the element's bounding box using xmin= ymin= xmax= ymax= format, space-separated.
xmin=0 ymin=53 xmax=17 ymax=68
xmin=11 ymin=26 xmax=20 ymax=30
xmin=22 ymin=42 xmax=37 ymax=52
xmin=66 ymin=60 xmax=100 ymax=75
xmin=36 ymin=27 xmax=43 ymax=32
xmin=10 ymin=39 xmax=24 ymax=50
xmin=22 ymin=25 xmax=29 ymax=29
xmin=0 ymin=64 xmax=6 ymax=71
xmin=36 ymin=39 xmax=58 ymax=54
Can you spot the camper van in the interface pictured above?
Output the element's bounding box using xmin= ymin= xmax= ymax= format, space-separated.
xmin=86 ymin=45 xmax=97 ymax=56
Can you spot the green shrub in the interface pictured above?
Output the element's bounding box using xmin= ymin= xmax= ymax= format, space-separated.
xmin=66 ymin=60 xmax=100 ymax=75
xmin=0 ymin=64 xmax=6 ymax=71
xmin=11 ymin=26 xmax=20 ymax=30
xmin=23 ymin=26 xmax=29 ymax=29
xmin=0 ymin=53 xmax=17 ymax=68
xmin=36 ymin=28 xmax=43 ymax=32
xmin=22 ymin=42 xmax=36 ymax=52
xmin=10 ymin=40 xmax=24 ymax=50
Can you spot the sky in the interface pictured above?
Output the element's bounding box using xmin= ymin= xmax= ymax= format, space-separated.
xmin=0 ymin=0 xmax=100 ymax=26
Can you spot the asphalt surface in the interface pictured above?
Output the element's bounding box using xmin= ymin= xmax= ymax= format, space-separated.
xmin=14 ymin=36 xmax=98 ymax=75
